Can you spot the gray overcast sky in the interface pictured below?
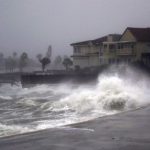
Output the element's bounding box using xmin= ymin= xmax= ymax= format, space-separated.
xmin=0 ymin=0 xmax=150 ymax=58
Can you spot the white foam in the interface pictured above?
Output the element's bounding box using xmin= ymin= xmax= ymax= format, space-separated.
xmin=51 ymin=74 xmax=150 ymax=116
xmin=0 ymin=123 xmax=34 ymax=137
xmin=0 ymin=95 xmax=12 ymax=100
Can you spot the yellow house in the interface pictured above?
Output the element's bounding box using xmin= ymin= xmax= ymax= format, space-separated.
xmin=100 ymin=27 xmax=150 ymax=65
xmin=119 ymin=27 xmax=150 ymax=63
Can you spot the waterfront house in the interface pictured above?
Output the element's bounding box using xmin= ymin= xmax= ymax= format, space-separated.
xmin=71 ymin=37 xmax=107 ymax=69
xmin=119 ymin=27 xmax=150 ymax=65
xmin=71 ymin=27 xmax=150 ymax=69
xmin=100 ymin=27 xmax=150 ymax=65
xmin=71 ymin=35 xmax=120 ymax=69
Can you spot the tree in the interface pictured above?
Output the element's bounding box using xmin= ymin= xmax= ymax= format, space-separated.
xmin=41 ymin=57 xmax=50 ymax=71
xmin=62 ymin=57 xmax=73 ymax=70
xmin=0 ymin=52 xmax=5 ymax=71
xmin=19 ymin=52 xmax=28 ymax=72
xmin=4 ymin=52 xmax=18 ymax=72
xmin=37 ymin=54 xmax=50 ymax=72
xmin=12 ymin=52 xmax=18 ymax=72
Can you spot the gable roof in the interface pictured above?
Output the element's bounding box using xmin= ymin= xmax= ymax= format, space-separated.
xmin=124 ymin=27 xmax=150 ymax=42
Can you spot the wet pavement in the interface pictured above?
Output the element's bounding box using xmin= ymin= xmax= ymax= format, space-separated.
xmin=0 ymin=106 xmax=150 ymax=150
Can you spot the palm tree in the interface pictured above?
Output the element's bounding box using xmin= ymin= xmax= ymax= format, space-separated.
xmin=62 ymin=57 xmax=73 ymax=70
xmin=0 ymin=52 xmax=4 ymax=71
xmin=37 ymin=54 xmax=50 ymax=72
xmin=19 ymin=52 xmax=28 ymax=72
xmin=12 ymin=52 xmax=18 ymax=72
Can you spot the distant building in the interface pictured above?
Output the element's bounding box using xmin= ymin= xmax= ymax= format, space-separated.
xmin=71 ymin=27 xmax=150 ymax=69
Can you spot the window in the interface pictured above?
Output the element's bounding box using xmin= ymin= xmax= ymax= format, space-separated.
xmin=103 ymin=44 xmax=107 ymax=49
xmin=109 ymin=44 xmax=115 ymax=49
xmin=131 ymin=44 xmax=134 ymax=49
xmin=109 ymin=44 xmax=116 ymax=53
xmin=118 ymin=43 xmax=123 ymax=49
xmin=74 ymin=47 xmax=81 ymax=53
xmin=74 ymin=47 xmax=76 ymax=53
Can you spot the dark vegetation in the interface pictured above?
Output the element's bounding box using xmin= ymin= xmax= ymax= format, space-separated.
xmin=0 ymin=49 xmax=72 ymax=74
xmin=0 ymin=47 xmax=74 ymax=84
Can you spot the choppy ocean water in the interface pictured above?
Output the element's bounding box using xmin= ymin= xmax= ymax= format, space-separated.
xmin=0 ymin=71 xmax=150 ymax=138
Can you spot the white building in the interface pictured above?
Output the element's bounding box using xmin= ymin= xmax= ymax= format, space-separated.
xmin=71 ymin=34 xmax=121 ymax=69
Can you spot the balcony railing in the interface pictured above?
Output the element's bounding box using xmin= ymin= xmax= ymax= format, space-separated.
xmin=116 ymin=48 xmax=135 ymax=56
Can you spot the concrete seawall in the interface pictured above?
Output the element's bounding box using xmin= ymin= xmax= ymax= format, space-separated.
xmin=0 ymin=106 xmax=150 ymax=150
xmin=21 ymin=73 xmax=98 ymax=87
xmin=0 ymin=72 xmax=20 ymax=81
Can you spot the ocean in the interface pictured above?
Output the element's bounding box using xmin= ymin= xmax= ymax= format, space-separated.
xmin=0 ymin=69 xmax=150 ymax=138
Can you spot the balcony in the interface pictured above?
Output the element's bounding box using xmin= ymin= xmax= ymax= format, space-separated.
xmin=71 ymin=53 xmax=89 ymax=58
xmin=117 ymin=48 xmax=135 ymax=56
